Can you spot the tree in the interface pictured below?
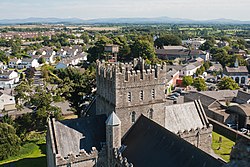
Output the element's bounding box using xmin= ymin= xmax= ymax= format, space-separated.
xmin=131 ymin=39 xmax=155 ymax=60
xmin=14 ymin=80 xmax=33 ymax=106
xmin=25 ymin=67 xmax=36 ymax=79
xmin=182 ymin=76 xmax=193 ymax=87
xmin=193 ymin=78 xmax=207 ymax=91
xmin=0 ymin=123 xmax=21 ymax=160
xmin=217 ymin=77 xmax=240 ymax=90
xmin=80 ymin=32 xmax=90 ymax=44
xmin=154 ymin=34 xmax=181 ymax=48
xmin=38 ymin=57 xmax=46 ymax=64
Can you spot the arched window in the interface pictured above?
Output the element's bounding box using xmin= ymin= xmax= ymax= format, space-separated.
xmin=131 ymin=111 xmax=136 ymax=123
xmin=148 ymin=108 xmax=153 ymax=119
xmin=235 ymin=77 xmax=239 ymax=84
xmin=241 ymin=77 xmax=246 ymax=84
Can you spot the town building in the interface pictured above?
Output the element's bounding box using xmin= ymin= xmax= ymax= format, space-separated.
xmin=223 ymin=59 xmax=248 ymax=85
xmin=0 ymin=70 xmax=19 ymax=88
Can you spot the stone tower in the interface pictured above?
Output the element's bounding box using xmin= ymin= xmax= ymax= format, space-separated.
xmin=106 ymin=112 xmax=121 ymax=167
xmin=96 ymin=58 xmax=169 ymax=135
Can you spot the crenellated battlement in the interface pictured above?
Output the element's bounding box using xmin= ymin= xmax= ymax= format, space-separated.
xmin=113 ymin=148 xmax=133 ymax=167
xmin=96 ymin=58 xmax=168 ymax=84
xmin=55 ymin=147 xmax=98 ymax=166
xmin=176 ymin=124 xmax=213 ymax=138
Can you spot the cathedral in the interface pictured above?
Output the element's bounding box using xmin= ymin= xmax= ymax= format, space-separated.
xmin=46 ymin=58 xmax=225 ymax=167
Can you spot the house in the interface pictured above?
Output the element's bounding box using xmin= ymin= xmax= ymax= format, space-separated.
xmin=43 ymin=54 xmax=55 ymax=64
xmin=0 ymin=62 xmax=7 ymax=70
xmin=56 ymin=49 xmax=67 ymax=57
xmin=182 ymin=38 xmax=206 ymax=49
xmin=180 ymin=62 xmax=202 ymax=76
xmin=0 ymin=92 xmax=16 ymax=113
xmin=55 ymin=53 xmax=87 ymax=69
xmin=223 ymin=59 xmax=248 ymax=85
xmin=17 ymin=58 xmax=39 ymax=69
xmin=8 ymin=59 xmax=22 ymax=68
xmin=0 ymin=70 xmax=19 ymax=88
xmin=165 ymin=68 xmax=179 ymax=94
xmin=228 ymin=49 xmax=246 ymax=57
xmin=208 ymin=62 xmax=223 ymax=73
xmin=156 ymin=46 xmax=209 ymax=61
xmin=27 ymin=50 xmax=37 ymax=56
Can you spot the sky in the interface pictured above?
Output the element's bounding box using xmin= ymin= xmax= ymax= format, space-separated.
xmin=0 ymin=0 xmax=249 ymax=20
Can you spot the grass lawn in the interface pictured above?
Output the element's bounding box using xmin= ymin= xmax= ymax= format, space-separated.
xmin=0 ymin=132 xmax=46 ymax=167
xmin=212 ymin=131 xmax=235 ymax=162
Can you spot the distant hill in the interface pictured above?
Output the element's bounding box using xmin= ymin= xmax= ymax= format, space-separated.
xmin=0 ymin=17 xmax=250 ymax=25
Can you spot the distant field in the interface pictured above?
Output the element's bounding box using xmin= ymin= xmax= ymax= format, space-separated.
xmin=212 ymin=131 xmax=235 ymax=162
xmin=81 ymin=26 xmax=120 ymax=31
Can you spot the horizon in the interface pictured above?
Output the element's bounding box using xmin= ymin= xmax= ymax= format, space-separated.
xmin=0 ymin=0 xmax=249 ymax=21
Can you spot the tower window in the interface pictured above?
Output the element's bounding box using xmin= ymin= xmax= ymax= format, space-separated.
xmin=128 ymin=92 xmax=131 ymax=102
xmin=140 ymin=90 xmax=143 ymax=101
xmin=131 ymin=111 xmax=136 ymax=123
xmin=152 ymin=89 xmax=155 ymax=99
xmin=148 ymin=108 xmax=153 ymax=119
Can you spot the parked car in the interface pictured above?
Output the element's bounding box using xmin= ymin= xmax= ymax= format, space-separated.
xmin=240 ymin=128 xmax=249 ymax=134
xmin=171 ymin=92 xmax=180 ymax=97
xmin=227 ymin=123 xmax=237 ymax=129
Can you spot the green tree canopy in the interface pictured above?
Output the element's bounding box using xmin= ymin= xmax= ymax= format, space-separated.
xmin=154 ymin=34 xmax=182 ymax=48
xmin=0 ymin=123 xmax=21 ymax=160
xmin=217 ymin=77 xmax=240 ymax=90
xmin=131 ymin=39 xmax=155 ymax=60
xmin=193 ymin=78 xmax=207 ymax=91
xmin=182 ymin=76 xmax=193 ymax=87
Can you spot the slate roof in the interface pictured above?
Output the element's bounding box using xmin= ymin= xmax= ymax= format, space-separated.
xmin=185 ymin=92 xmax=218 ymax=108
xmin=163 ymin=46 xmax=188 ymax=50
xmin=225 ymin=66 xmax=248 ymax=73
xmin=164 ymin=101 xmax=208 ymax=133
xmin=228 ymin=104 xmax=250 ymax=116
xmin=122 ymin=115 xmax=224 ymax=167
xmin=51 ymin=115 xmax=106 ymax=157
xmin=235 ymin=90 xmax=250 ymax=103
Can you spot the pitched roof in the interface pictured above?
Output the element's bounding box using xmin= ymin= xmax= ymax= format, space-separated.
xmin=225 ymin=66 xmax=248 ymax=73
xmin=164 ymin=101 xmax=208 ymax=133
xmin=163 ymin=46 xmax=188 ymax=50
xmin=122 ymin=115 xmax=224 ymax=167
xmin=106 ymin=112 xmax=121 ymax=126
xmin=51 ymin=115 xmax=106 ymax=157
xmin=235 ymin=90 xmax=250 ymax=103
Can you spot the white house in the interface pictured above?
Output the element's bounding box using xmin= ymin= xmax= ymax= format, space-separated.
xmin=0 ymin=92 xmax=16 ymax=112
xmin=27 ymin=50 xmax=37 ymax=56
xmin=0 ymin=70 xmax=19 ymax=88
xmin=55 ymin=53 xmax=86 ymax=70
xmin=182 ymin=38 xmax=206 ymax=49
xmin=180 ymin=62 xmax=202 ymax=76
xmin=8 ymin=59 xmax=22 ymax=68
xmin=43 ymin=54 xmax=55 ymax=64
xmin=17 ymin=58 xmax=39 ymax=69
xmin=0 ymin=62 xmax=7 ymax=70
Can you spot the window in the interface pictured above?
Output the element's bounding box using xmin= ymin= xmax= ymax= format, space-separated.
xmin=140 ymin=90 xmax=143 ymax=101
xmin=128 ymin=92 xmax=131 ymax=102
xmin=152 ymin=89 xmax=155 ymax=99
xmin=131 ymin=111 xmax=136 ymax=123
xmin=148 ymin=108 xmax=153 ymax=119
